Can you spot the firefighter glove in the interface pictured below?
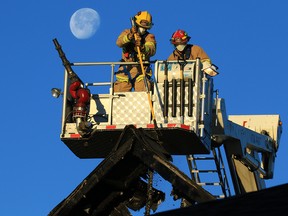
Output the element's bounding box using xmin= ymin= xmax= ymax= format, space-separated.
xmin=131 ymin=26 xmax=137 ymax=34
xmin=134 ymin=33 xmax=141 ymax=47
xmin=128 ymin=26 xmax=137 ymax=40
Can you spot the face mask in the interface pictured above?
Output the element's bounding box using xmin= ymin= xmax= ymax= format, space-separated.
xmin=176 ymin=44 xmax=186 ymax=51
xmin=138 ymin=27 xmax=147 ymax=35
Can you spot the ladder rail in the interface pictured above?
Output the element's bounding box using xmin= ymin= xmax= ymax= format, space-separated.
xmin=212 ymin=147 xmax=232 ymax=197
xmin=186 ymin=146 xmax=231 ymax=199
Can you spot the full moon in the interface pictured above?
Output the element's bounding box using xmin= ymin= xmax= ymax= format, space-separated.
xmin=70 ymin=8 xmax=100 ymax=39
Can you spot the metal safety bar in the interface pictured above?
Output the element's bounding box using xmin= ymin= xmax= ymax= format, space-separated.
xmin=60 ymin=61 xmax=154 ymax=133
xmin=60 ymin=60 xmax=209 ymax=138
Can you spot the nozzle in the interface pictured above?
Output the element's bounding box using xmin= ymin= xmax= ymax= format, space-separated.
xmin=53 ymin=38 xmax=60 ymax=48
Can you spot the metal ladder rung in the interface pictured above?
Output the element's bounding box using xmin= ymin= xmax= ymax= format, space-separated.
xmin=186 ymin=148 xmax=232 ymax=199
xmin=197 ymin=182 xmax=221 ymax=186
xmin=214 ymin=194 xmax=225 ymax=199
xmin=188 ymin=156 xmax=214 ymax=160
xmin=191 ymin=169 xmax=217 ymax=173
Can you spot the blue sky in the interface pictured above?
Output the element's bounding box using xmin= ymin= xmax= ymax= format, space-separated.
xmin=1 ymin=0 xmax=288 ymax=215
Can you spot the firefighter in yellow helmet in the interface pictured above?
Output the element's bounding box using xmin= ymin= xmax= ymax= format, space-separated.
xmin=114 ymin=11 xmax=157 ymax=92
xmin=168 ymin=29 xmax=218 ymax=76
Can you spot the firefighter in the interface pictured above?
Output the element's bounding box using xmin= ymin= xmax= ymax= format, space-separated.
xmin=114 ymin=11 xmax=157 ymax=92
xmin=168 ymin=29 xmax=218 ymax=76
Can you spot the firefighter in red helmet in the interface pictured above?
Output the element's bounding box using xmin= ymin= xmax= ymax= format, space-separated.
xmin=168 ymin=29 xmax=218 ymax=76
xmin=114 ymin=11 xmax=157 ymax=92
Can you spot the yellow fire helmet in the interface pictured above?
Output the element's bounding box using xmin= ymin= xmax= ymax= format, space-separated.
xmin=134 ymin=11 xmax=153 ymax=29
